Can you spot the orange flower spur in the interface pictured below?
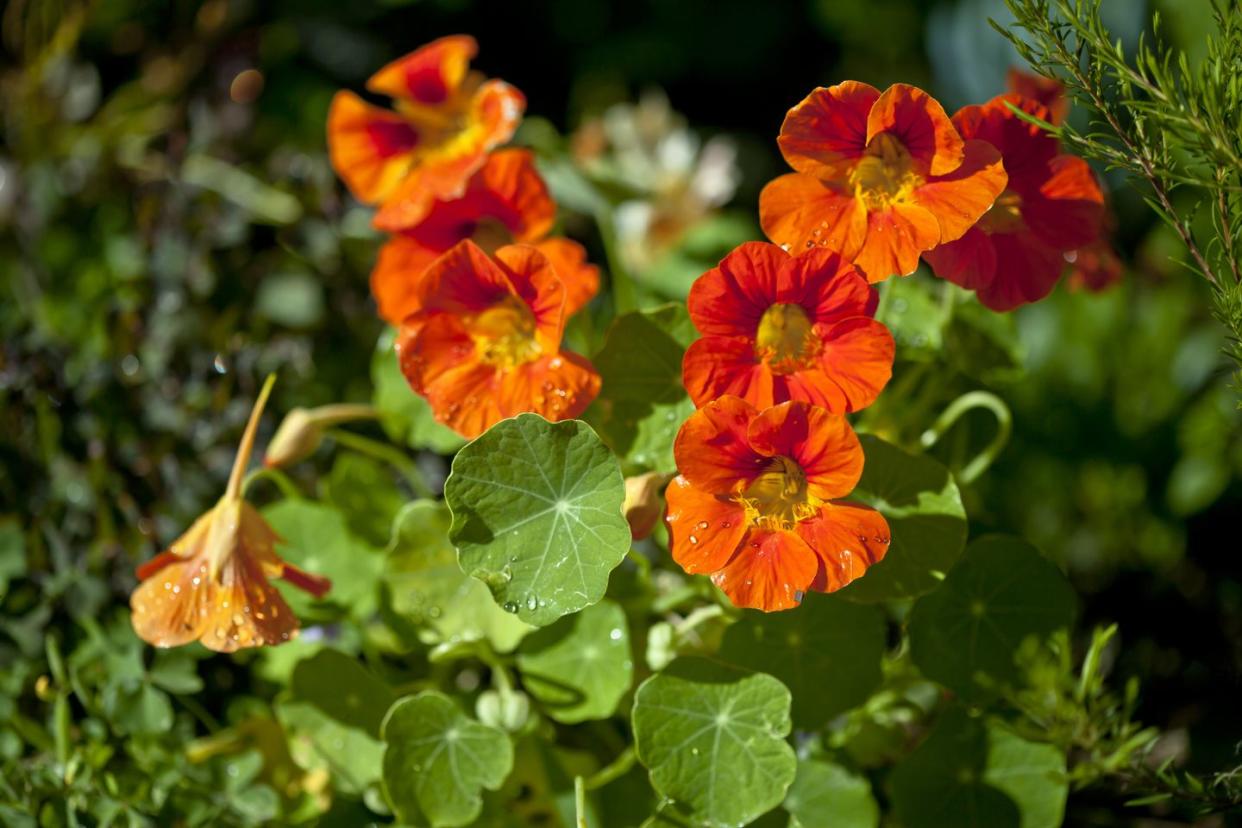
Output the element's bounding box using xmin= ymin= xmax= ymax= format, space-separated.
xmin=759 ymin=81 xmax=1007 ymax=282
xmin=664 ymin=396 xmax=890 ymax=612
xmin=395 ymin=239 xmax=600 ymax=438
xmin=130 ymin=377 xmax=331 ymax=652
xmin=922 ymin=94 xmax=1105 ymax=310
xmin=681 ymin=241 xmax=894 ymax=412
xmin=371 ymin=148 xmax=599 ymax=325
xmin=327 ymin=35 xmax=525 ymax=232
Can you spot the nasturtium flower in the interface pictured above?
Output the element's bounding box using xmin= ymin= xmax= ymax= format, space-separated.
xmin=371 ymin=149 xmax=598 ymax=324
xmin=131 ymin=378 xmax=331 ymax=652
xmin=327 ymin=35 xmax=525 ymax=232
xmin=681 ymin=242 xmax=893 ymax=413
xmin=1006 ymin=67 xmax=1070 ymax=126
xmin=923 ymin=94 xmax=1105 ymax=310
xmin=664 ymin=396 xmax=889 ymax=612
xmin=396 ymin=239 xmax=600 ymax=438
xmin=759 ymin=81 xmax=1007 ymax=282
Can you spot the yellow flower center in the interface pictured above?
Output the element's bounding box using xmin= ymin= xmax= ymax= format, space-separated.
xmin=755 ymin=303 xmax=820 ymax=375
xmin=738 ymin=455 xmax=819 ymax=531
xmin=850 ymin=132 xmax=923 ymax=211
xmin=979 ymin=188 xmax=1024 ymax=233
xmin=470 ymin=296 xmax=542 ymax=369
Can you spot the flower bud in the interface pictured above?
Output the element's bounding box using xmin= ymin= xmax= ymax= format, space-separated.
xmin=263 ymin=403 xmax=378 ymax=469
xmin=623 ymin=471 xmax=671 ymax=540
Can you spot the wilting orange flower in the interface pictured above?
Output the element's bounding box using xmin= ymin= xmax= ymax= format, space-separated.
xmin=371 ymin=148 xmax=598 ymax=325
xmin=131 ymin=377 xmax=331 ymax=652
xmin=681 ymin=242 xmax=893 ymax=412
xmin=759 ymin=81 xmax=1007 ymax=282
xmin=327 ymin=35 xmax=525 ymax=232
xmin=923 ymin=94 xmax=1105 ymax=310
xmin=396 ymin=239 xmax=600 ymax=438
xmin=664 ymin=396 xmax=889 ymax=612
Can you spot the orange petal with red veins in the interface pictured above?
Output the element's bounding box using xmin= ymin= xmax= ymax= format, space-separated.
xmin=371 ymin=236 xmax=442 ymax=325
xmin=410 ymin=240 xmax=519 ymax=320
xmin=531 ymin=237 xmax=599 ymax=317
xmin=327 ymin=91 xmax=419 ymax=204
xmin=867 ymin=84 xmax=964 ymax=176
xmin=497 ymin=351 xmax=601 ymax=424
xmin=804 ymin=317 xmax=895 ymax=413
xmin=790 ymin=248 xmax=875 ymax=322
xmin=745 ymin=401 xmax=863 ymax=501
xmin=952 ymin=95 xmax=1057 ymax=181
xmin=923 ymin=226 xmax=998 ymax=292
xmin=688 ymin=241 xmax=789 ymax=337
xmin=465 ymin=148 xmax=556 ymax=242
xmin=759 ymin=173 xmax=868 ymax=259
xmin=1024 ymin=155 xmax=1104 ymax=250
xmin=913 ymin=139 xmax=1007 ymax=244
xmin=1006 ymin=68 xmax=1068 ymax=125
xmin=777 ymin=81 xmax=879 ymax=180
xmin=850 ymin=202 xmax=940 ymax=282
xmin=493 ymin=244 xmax=567 ymax=351
xmin=673 ymin=395 xmax=765 ymax=493
xmin=795 ymin=501 xmax=890 ymax=593
xmin=367 ymin=35 xmax=477 ymax=104
xmin=682 ymin=337 xmax=774 ymax=410
xmin=712 ymin=529 xmax=818 ymax=612
xmin=664 ymin=476 xmax=749 ymax=575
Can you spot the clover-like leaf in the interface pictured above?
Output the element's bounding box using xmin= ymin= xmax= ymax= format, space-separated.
xmin=839 ymin=435 xmax=968 ymax=602
xmin=290 ymin=649 xmax=397 ymax=738
xmin=718 ymin=592 xmax=885 ymax=728
xmin=908 ymin=536 xmax=1077 ymax=698
xmin=516 ymin=599 xmax=633 ymax=723
xmin=890 ymin=707 xmax=1067 ymax=828
xmin=445 ymin=414 xmax=631 ymax=627
xmin=372 ymin=328 xmax=464 ymax=455
xmin=784 ymin=760 xmax=879 ymax=828
xmin=588 ymin=304 xmax=697 ymax=472
xmin=381 ymin=691 xmax=514 ymax=828
xmin=632 ymin=658 xmax=796 ymax=827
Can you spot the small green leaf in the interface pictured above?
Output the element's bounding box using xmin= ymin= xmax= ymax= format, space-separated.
xmin=386 ymin=500 xmax=531 ymax=652
xmin=0 ymin=519 xmax=25 ymax=598
xmin=445 ymin=414 xmax=631 ymax=627
xmin=324 ymin=453 xmax=405 ymax=547
xmin=891 ymin=707 xmax=1067 ymax=828
xmin=290 ymin=649 xmax=397 ymax=738
xmin=382 ymin=691 xmax=514 ymax=828
xmin=632 ymin=658 xmax=796 ymax=827
xmin=908 ymin=536 xmax=1077 ymax=698
xmin=718 ymin=592 xmax=885 ymax=728
xmin=783 ymin=760 xmax=879 ymax=828
xmin=372 ymin=328 xmax=464 ymax=455
xmin=278 ymin=700 xmax=384 ymax=795
xmin=263 ymin=499 xmax=383 ymax=616
xmin=839 ymin=435 xmax=968 ymax=602
xmin=516 ymin=599 xmax=633 ymax=723
xmin=588 ymin=304 xmax=697 ymax=472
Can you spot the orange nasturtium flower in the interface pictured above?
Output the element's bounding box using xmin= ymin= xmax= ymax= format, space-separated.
xmin=681 ymin=241 xmax=894 ymax=412
xmin=1006 ymin=67 xmax=1070 ymax=126
xmin=371 ymin=148 xmax=599 ymax=325
xmin=327 ymin=35 xmax=525 ymax=232
xmin=396 ymin=239 xmax=600 ymax=438
xmin=923 ymin=94 xmax=1105 ymax=311
xmin=131 ymin=377 xmax=331 ymax=652
xmin=664 ymin=396 xmax=889 ymax=612
xmin=759 ymin=81 xmax=1008 ymax=282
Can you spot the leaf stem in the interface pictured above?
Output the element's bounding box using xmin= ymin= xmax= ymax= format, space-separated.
xmin=326 ymin=427 xmax=433 ymax=498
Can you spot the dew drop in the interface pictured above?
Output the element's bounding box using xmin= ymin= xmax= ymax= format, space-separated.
xmin=502 ymin=601 xmax=519 ymax=614
xmin=696 ymin=521 xmax=709 ymax=530
xmin=688 ymin=535 xmax=699 ymax=545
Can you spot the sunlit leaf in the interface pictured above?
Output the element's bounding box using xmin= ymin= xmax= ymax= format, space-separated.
xmin=516 ymin=599 xmax=633 ymax=723
xmin=263 ymin=499 xmax=383 ymax=616
xmin=445 ymin=414 xmax=631 ymax=627
xmin=783 ymin=760 xmax=879 ymax=828
xmin=632 ymin=658 xmax=796 ymax=827
xmin=278 ymin=699 xmax=384 ymax=795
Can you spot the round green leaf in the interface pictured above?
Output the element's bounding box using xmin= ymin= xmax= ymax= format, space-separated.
xmin=324 ymin=453 xmax=405 ymax=547
xmin=908 ymin=536 xmax=1077 ymax=698
xmin=588 ymin=304 xmax=696 ymax=472
xmin=783 ymin=760 xmax=879 ymax=828
xmin=386 ymin=500 xmax=531 ymax=652
xmin=516 ymin=599 xmax=633 ymax=723
xmin=371 ymin=328 xmax=464 ymax=455
xmin=278 ymin=700 xmax=384 ymax=795
xmin=290 ymin=649 xmax=397 ymax=738
xmin=839 ymin=435 xmax=968 ymax=602
xmin=632 ymin=658 xmax=796 ymax=827
xmin=381 ymin=691 xmax=514 ymax=828
xmin=891 ymin=707 xmax=1067 ymax=828
xmin=444 ymin=414 xmax=631 ymax=627
xmin=718 ymin=593 xmax=885 ymax=728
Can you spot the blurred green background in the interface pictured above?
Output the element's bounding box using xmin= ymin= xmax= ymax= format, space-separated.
xmin=1 ymin=0 xmax=1239 ymax=825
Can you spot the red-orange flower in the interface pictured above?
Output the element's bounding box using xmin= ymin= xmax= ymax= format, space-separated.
xmin=664 ymin=396 xmax=889 ymax=612
xmin=396 ymin=240 xmax=600 ymax=438
xmin=760 ymin=82 xmax=1007 ymax=282
xmin=681 ymin=242 xmax=894 ymax=412
xmin=371 ymin=148 xmax=599 ymax=325
xmin=327 ymin=35 xmax=525 ymax=232
xmin=1006 ymin=68 xmax=1070 ymax=126
xmin=131 ymin=377 xmax=331 ymax=652
xmin=923 ymin=94 xmax=1105 ymax=310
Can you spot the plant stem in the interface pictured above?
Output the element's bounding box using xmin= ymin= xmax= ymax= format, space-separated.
xmin=326 ymin=427 xmax=433 ymax=498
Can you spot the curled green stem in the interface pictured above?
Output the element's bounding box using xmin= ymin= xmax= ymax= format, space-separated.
xmin=920 ymin=390 xmax=1013 ymax=484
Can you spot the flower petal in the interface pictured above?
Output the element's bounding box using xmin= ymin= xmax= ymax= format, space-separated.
xmin=805 ymin=317 xmax=894 ymax=413
xmin=673 ymin=395 xmax=766 ymax=493
xmin=711 ymin=529 xmax=818 ymax=612
xmin=777 ymin=81 xmax=879 ymax=179
xmin=867 ymin=84 xmax=963 ymax=176
xmin=759 ymin=173 xmax=868 ymax=258
xmin=850 ymin=202 xmax=940 ymax=282
xmin=682 ymin=336 xmax=774 ymax=409
xmin=795 ymin=501 xmax=891 ymax=593
xmin=366 ymin=35 xmax=477 ymax=104
xmin=408 ymin=239 xmax=517 ymax=320
xmin=497 ymin=351 xmax=601 ymax=424
xmin=745 ymin=401 xmax=864 ymax=501
xmin=326 ymin=91 xmax=419 ymax=204
xmin=1006 ymin=68 xmax=1068 ymax=126
xmin=922 ymin=227 xmax=998 ymax=292
xmin=973 ymin=229 xmax=1066 ymax=311
xmin=688 ymin=241 xmax=789 ymax=337
xmin=494 ymin=243 xmax=566 ymax=352
xmin=532 ymin=237 xmax=600 ymax=317
xmin=951 ymin=94 xmax=1057 ymax=181
xmin=1023 ymin=154 xmax=1104 ymax=250
xmin=371 ymin=236 xmax=443 ymax=325
xmin=912 ymin=138 xmax=1007 ymax=244
xmin=664 ymin=476 xmax=749 ymax=575
xmin=789 ymin=248 xmax=875 ymax=322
